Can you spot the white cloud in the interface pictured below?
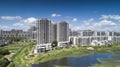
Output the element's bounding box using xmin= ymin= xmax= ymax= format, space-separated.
xmin=73 ymin=16 xmax=118 ymax=31
xmin=12 ymin=17 xmax=37 ymax=31
xmin=93 ymin=19 xmax=116 ymax=27
xmin=51 ymin=13 xmax=61 ymax=17
xmin=72 ymin=18 xmax=78 ymax=22
xmin=0 ymin=17 xmax=37 ymax=31
xmin=23 ymin=17 xmax=36 ymax=23
xmin=69 ymin=24 xmax=73 ymax=28
xmin=83 ymin=18 xmax=94 ymax=25
xmin=13 ymin=23 xmax=23 ymax=26
xmin=101 ymin=15 xmax=120 ymax=21
xmin=0 ymin=25 xmax=9 ymax=30
xmin=1 ymin=16 xmax=22 ymax=20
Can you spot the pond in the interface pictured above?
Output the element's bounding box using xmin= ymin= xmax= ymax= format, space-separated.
xmin=32 ymin=53 xmax=111 ymax=67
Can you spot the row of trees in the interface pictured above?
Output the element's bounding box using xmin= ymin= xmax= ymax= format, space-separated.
xmin=1 ymin=37 xmax=26 ymax=42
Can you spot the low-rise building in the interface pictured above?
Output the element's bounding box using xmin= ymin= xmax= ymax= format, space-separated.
xmin=69 ymin=30 xmax=120 ymax=46
xmin=0 ymin=29 xmax=29 ymax=38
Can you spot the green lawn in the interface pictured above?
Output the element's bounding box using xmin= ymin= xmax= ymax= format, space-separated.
xmin=9 ymin=42 xmax=35 ymax=67
xmin=2 ymin=42 xmax=27 ymax=53
xmin=1 ymin=42 xmax=35 ymax=67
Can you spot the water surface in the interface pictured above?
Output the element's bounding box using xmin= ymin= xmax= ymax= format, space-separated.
xmin=32 ymin=53 xmax=111 ymax=67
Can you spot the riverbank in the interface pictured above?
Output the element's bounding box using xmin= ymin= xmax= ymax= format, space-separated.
xmin=94 ymin=44 xmax=120 ymax=67
xmin=6 ymin=43 xmax=120 ymax=67
xmin=8 ymin=42 xmax=35 ymax=67
xmin=33 ymin=44 xmax=120 ymax=67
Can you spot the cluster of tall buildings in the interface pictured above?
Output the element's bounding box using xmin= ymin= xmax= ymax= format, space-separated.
xmin=37 ymin=19 xmax=69 ymax=45
xmin=34 ymin=18 xmax=69 ymax=53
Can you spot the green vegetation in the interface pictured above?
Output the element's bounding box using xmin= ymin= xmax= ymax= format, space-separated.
xmin=0 ymin=48 xmax=10 ymax=55
xmin=9 ymin=43 xmax=120 ymax=67
xmin=8 ymin=42 xmax=35 ymax=67
xmin=69 ymin=39 xmax=73 ymax=45
xmin=0 ymin=41 xmax=35 ymax=67
xmin=34 ymin=47 xmax=91 ymax=63
xmin=55 ymin=65 xmax=71 ymax=67
xmin=0 ymin=58 xmax=10 ymax=67
xmin=3 ymin=42 xmax=26 ymax=53
xmin=10 ymin=37 xmax=26 ymax=42
xmin=95 ymin=58 xmax=120 ymax=67
xmin=0 ymin=47 xmax=10 ymax=67
xmin=12 ymin=43 xmax=35 ymax=66
xmin=33 ymin=44 xmax=120 ymax=67
xmin=1 ymin=40 xmax=120 ymax=67
xmin=1 ymin=37 xmax=26 ymax=42
xmin=8 ymin=43 xmax=91 ymax=67
xmin=51 ymin=41 xmax=58 ymax=49
xmin=94 ymin=44 xmax=120 ymax=67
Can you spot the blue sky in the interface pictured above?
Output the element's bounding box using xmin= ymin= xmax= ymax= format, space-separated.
xmin=0 ymin=0 xmax=120 ymax=32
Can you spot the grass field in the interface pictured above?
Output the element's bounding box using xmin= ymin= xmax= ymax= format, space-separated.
xmin=12 ymin=43 xmax=35 ymax=66
xmin=3 ymin=42 xmax=27 ymax=53
xmin=2 ymin=42 xmax=35 ymax=67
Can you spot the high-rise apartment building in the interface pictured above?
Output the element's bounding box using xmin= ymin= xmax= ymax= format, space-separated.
xmin=37 ymin=18 xmax=52 ymax=45
xmin=57 ymin=21 xmax=69 ymax=42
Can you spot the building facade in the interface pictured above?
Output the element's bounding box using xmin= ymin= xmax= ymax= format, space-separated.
xmin=56 ymin=21 xmax=69 ymax=47
xmin=52 ymin=24 xmax=57 ymax=41
xmin=0 ymin=29 xmax=28 ymax=38
xmin=28 ymin=26 xmax=37 ymax=41
xmin=34 ymin=19 xmax=70 ymax=53
xmin=36 ymin=18 xmax=53 ymax=45
xmin=57 ymin=21 xmax=69 ymax=42
xmin=69 ymin=30 xmax=120 ymax=46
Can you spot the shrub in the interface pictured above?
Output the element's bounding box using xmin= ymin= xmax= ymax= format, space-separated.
xmin=9 ymin=63 xmax=15 ymax=67
xmin=0 ymin=49 xmax=10 ymax=55
xmin=0 ymin=55 xmax=3 ymax=59
xmin=0 ymin=58 xmax=10 ymax=67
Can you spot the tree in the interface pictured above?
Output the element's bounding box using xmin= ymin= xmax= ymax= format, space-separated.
xmin=9 ymin=63 xmax=15 ymax=67
xmin=0 ymin=49 xmax=10 ymax=55
xmin=0 ymin=58 xmax=10 ymax=67
xmin=69 ymin=39 xmax=73 ymax=45
xmin=51 ymin=41 xmax=58 ymax=49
